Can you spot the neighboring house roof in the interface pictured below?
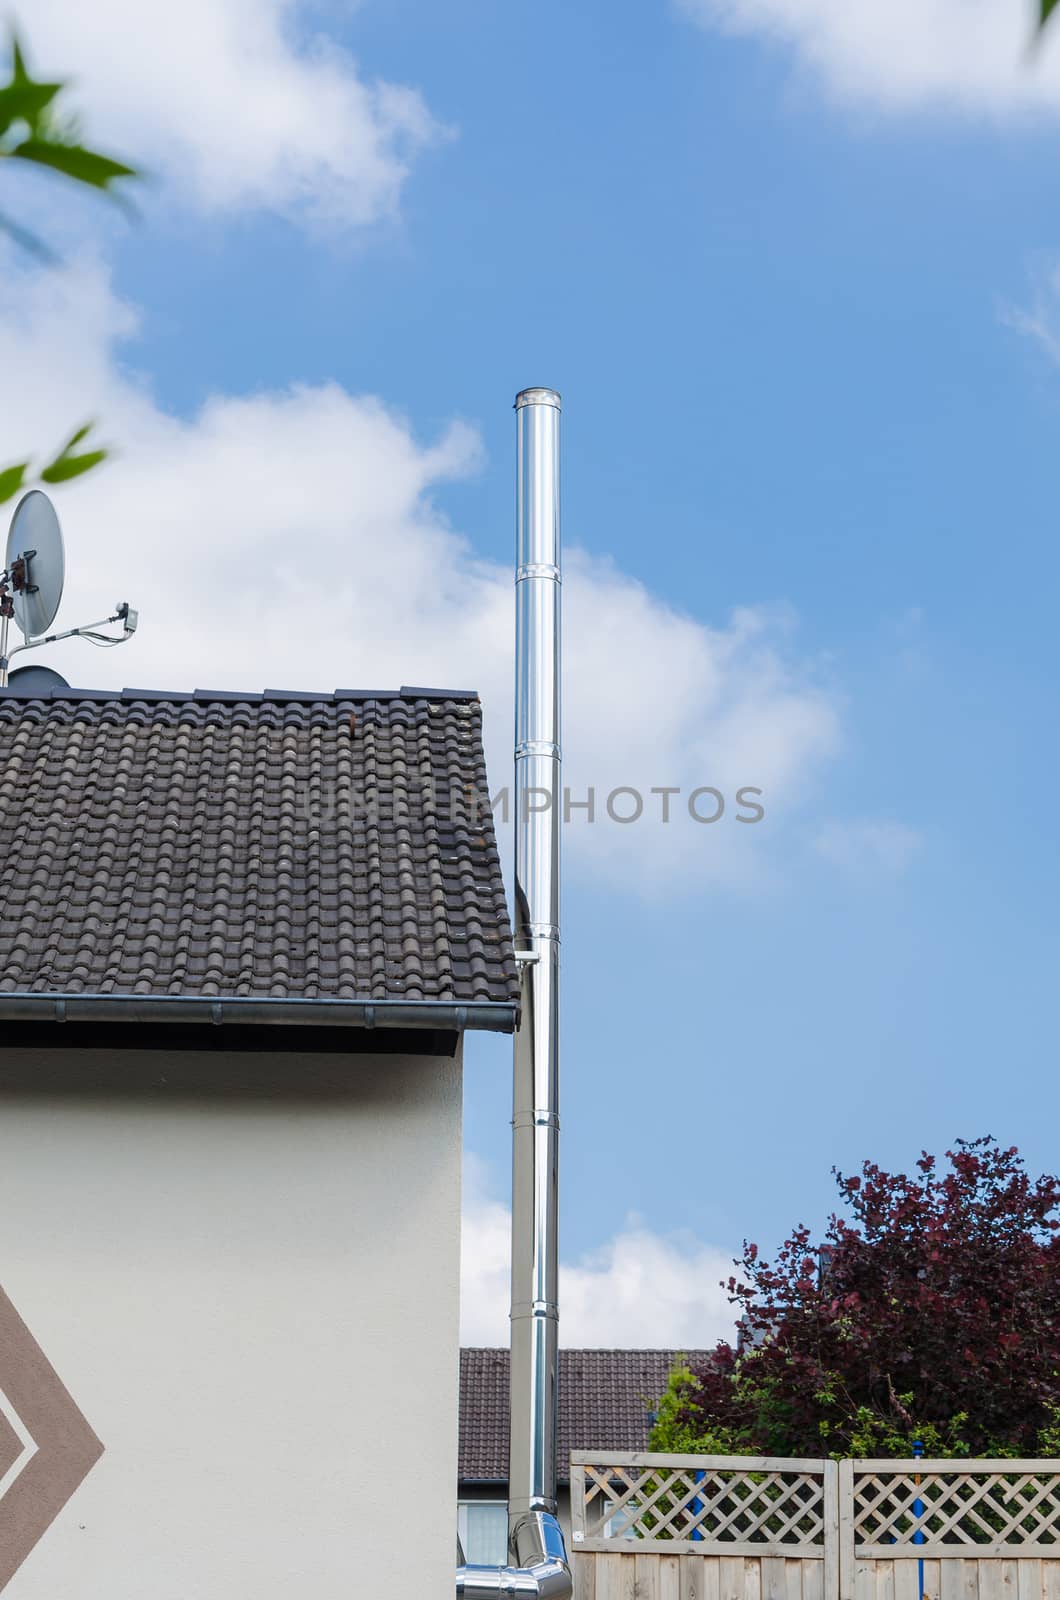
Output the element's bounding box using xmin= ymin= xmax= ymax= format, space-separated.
xmin=459 ymin=1347 xmax=715 ymax=1485
xmin=0 ymin=686 xmax=517 ymax=1032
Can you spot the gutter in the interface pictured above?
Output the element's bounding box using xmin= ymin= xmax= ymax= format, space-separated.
xmin=0 ymin=993 xmax=517 ymax=1033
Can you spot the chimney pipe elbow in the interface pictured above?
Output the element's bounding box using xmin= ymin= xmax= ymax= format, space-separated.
xmin=455 ymin=1513 xmax=572 ymax=1600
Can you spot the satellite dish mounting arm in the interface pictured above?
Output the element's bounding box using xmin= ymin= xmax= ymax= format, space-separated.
xmin=7 ymin=602 xmax=139 ymax=662
xmin=0 ymin=585 xmax=13 ymax=687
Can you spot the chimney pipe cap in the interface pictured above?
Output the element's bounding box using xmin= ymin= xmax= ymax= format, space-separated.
xmin=515 ymin=388 xmax=562 ymax=411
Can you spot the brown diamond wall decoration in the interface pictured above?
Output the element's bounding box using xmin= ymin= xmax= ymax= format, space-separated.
xmin=0 ymin=1284 xmax=103 ymax=1592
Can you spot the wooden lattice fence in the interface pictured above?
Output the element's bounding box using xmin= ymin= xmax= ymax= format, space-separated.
xmin=569 ymin=1455 xmax=1060 ymax=1600
xmin=844 ymin=1460 xmax=1060 ymax=1600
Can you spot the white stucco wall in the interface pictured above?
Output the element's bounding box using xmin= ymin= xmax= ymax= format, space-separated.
xmin=0 ymin=1043 xmax=463 ymax=1600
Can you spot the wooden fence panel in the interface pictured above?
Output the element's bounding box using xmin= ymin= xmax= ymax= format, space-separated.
xmin=849 ymin=1463 xmax=1060 ymax=1559
xmin=570 ymin=1456 xmax=1060 ymax=1600
xmin=698 ymin=1554 xmax=720 ymax=1600
xmin=570 ymin=1453 xmax=830 ymax=1557
xmin=763 ymin=1557 xmax=788 ymax=1600
xmin=658 ymin=1553 xmax=681 ymax=1600
xmin=720 ymin=1556 xmax=744 ymax=1600
xmin=573 ymin=1554 xmax=813 ymax=1600
xmin=805 ymin=1554 xmax=826 ymax=1600
xmin=685 ymin=1554 xmax=711 ymax=1600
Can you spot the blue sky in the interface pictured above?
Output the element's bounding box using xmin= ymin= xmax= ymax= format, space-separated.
xmin=5 ymin=0 xmax=1060 ymax=1343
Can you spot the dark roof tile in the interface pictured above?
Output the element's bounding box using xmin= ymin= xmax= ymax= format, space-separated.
xmin=459 ymin=1348 xmax=715 ymax=1485
xmin=0 ymin=689 xmax=517 ymax=1015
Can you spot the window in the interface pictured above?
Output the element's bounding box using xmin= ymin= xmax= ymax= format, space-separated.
xmin=458 ymin=1501 xmax=509 ymax=1565
xmin=603 ymin=1499 xmax=641 ymax=1541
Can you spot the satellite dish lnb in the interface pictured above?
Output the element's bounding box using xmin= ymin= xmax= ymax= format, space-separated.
xmin=5 ymin=490 xmax=65 ymax=639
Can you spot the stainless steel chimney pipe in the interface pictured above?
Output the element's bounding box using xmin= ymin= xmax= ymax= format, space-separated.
xmin=509 ymin=387 xmax=562 ymax=1525
xmin=457 ymin=389 xmax=570 ymax=1600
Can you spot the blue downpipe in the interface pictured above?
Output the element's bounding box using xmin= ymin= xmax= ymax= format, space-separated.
xmin=913 ymin=1440 xmax=925 ymax=1600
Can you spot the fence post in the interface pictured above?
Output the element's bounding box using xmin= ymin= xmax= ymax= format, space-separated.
xmin=570 ymin=1454 xmax=586 ymax=1549
xmin=824 ymin=1461 xmax=840 ymax=1600
xmin=838 ymin=1459 xmax=855 ymax=1600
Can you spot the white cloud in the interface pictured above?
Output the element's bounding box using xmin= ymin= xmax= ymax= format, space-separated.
xmin=561 ymin=582 xmax=839 ymax=890
xmin=21 ymin=0 xmax=442 ymax=224
xmin=1000 ymin=258 xmax=1060 ymax=363
xmin=562 ymin=1228 xmax=738 ymax=1349
xmin=0 ymin=261 xmax=841 ymax=890
xmin=460 ymin=1157 xmax=736 ymax=1348
xmin=678 ymin=0 xmax=1060 ymax=117
xmin=460 ymin=1157 xmax=513 ymax=1345
xmin=813 ymin=817 xmax=924 ymax=873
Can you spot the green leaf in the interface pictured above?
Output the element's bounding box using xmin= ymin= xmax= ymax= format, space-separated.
xmin=10 ymin=137 xmax=136 ymax=191
xmin=41 ymin=420 xmax=108 ymax=486
xmin=0 ymin=79 xmax=61 ymax=138
xmin=0 ymin=33 xmax=61 ymax=139
xmin=0 ymin=461 xmax=29 ymax=504
xmin=1042 ymin=0 xmax=1060 ymax=27
xmin=41 ymin=421 xmax=103 ymax=480
xmin=51 ymin=423 xmax=93 ymax=456
xmin=40 ymin=449 xmax=107 ymax=486
xmin=11 ymin=34 xmax=29 ymax=83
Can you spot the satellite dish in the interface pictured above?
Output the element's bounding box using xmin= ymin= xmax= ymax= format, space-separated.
xmin=5 ymin=663 xmax=69 ymax=695
xmin=5 ymin=490 xmax=65 ymax=639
